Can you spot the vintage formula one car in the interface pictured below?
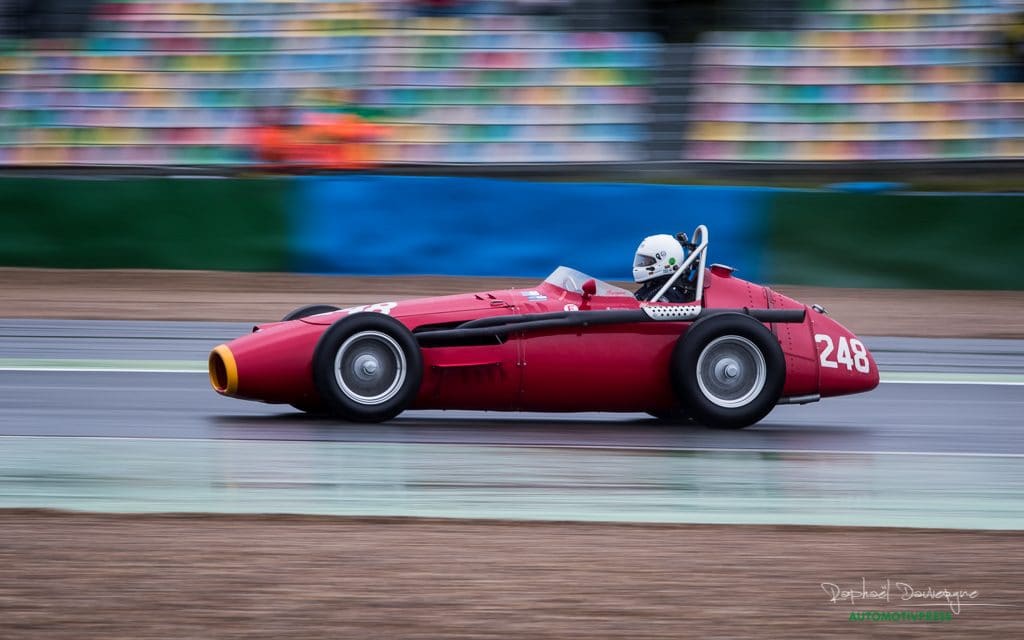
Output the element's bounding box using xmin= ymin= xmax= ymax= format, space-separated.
xmin=209 ymin=226 xmax=878 ymax=429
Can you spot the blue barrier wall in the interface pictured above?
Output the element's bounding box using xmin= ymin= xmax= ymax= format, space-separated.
xmin=290 ymin=176 xmax=769 ymax=282
xmin=3 ymin=175 xmax=1019 ymax=289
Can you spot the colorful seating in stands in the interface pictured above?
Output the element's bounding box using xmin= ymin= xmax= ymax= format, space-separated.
xmin=0 ymin=0 xmax=655 ymax=165
xmin=687 ymin=0 xmax=1024 ymax=160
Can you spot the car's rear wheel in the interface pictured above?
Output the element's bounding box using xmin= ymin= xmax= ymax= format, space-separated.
xmin=282 ymin=304 xmax=340 ymax=413
xmin=312 ymin=314 xmax=422 ymax=422
xmin=671 ymin=313 xmax=784 ymax=429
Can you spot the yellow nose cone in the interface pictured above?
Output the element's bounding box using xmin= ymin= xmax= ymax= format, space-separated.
xmin=208 ymin=344 xmax=239 ymax=396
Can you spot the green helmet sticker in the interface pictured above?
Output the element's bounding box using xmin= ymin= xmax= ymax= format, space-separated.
xmin=668 ymin=257 xmax=677 ymax=266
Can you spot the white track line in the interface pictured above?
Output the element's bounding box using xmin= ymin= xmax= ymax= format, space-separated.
xmin=0 ymin=367 xmax=201 ymax=373
xmin=882 ymin=379 xmax=1024 ymax=386
xmin=2 ymin=435 xmax=1023 ymax=459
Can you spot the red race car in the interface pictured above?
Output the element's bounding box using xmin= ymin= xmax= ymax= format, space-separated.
xmin=209 ymin=226 xmax=878 ymax=429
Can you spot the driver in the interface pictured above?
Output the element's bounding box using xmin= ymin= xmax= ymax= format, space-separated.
xmin=632 ymin=234 xmax=691 ymax=302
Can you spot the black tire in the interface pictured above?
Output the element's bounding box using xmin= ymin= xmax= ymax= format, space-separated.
xmin=282 ymin=304 xmax=340 ymax=322
xmin=312 ymin=313 xmax=423 ymax=422
xmin=670 ymin=313 xmax=785 ymax=429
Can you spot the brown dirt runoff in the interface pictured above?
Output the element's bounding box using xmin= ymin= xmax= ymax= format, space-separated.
xmin=0 ymin=510 xmax=1019 ymax=639
xmin=2 ymin=267 xmax=1024 ymax=337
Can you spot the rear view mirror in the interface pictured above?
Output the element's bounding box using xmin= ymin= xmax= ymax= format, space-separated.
xmin=581 ymin=279 xmax=597 ymax=297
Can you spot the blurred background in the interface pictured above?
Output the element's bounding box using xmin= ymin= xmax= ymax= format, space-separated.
xmin=0 ymin=0 xmax=1021 ymax=290
xmin=1 ymin=5 xmax=1023 ymax=637
xmin=0 ymin=0 xmax=1020 ymax=169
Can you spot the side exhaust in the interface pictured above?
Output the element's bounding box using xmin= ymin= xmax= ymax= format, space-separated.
xmin=208 ymin=344 xmax=239 ymax=395
xmin=777 ymin=394 xmax=820 ymax=405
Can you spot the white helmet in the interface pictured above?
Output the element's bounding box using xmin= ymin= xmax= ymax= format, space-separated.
xmin=633 ymin=234 xmax=684 ymax=283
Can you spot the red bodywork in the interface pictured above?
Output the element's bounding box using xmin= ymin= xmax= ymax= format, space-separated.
xmin=210 ymin=266 xmax=878 ymax=415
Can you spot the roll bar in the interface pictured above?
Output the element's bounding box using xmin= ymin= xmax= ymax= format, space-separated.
xmin=652 ymin=224 xmax=708 ymax=304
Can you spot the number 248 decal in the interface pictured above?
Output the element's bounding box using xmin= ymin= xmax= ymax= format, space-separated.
xmin=815 ymin=334 xmax=871 ymax=373
xmin=342 ymin=302 xmax=398 ymax=316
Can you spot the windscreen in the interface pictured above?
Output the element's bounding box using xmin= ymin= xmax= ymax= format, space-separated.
xmin=543 ymin=266 xmax=634 ymax=297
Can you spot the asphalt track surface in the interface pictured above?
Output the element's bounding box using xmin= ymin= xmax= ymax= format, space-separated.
xmin=1 ymin=319 xmax=1023 ymax=452
xmin=1 ymin=319 xmax=1023 ymax=528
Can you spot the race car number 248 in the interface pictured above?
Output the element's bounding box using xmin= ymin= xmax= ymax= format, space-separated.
xmin=343 ymin=302 xmax=398 ymax=316
xmin=815 ymin=334 xmax=870 ymax=373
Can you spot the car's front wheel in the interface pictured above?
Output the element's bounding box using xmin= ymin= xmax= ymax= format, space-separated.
xmin=282 ymin=304 xmax=340 ymax=322
xmin=312 ymin=314 xmax=423 ymax=422
xmin=671 ymin=313 xmax=784 ymax=429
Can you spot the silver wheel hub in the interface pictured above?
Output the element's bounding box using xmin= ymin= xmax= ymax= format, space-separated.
xmin=716 ymin=359 xmax=740 ymax=380
xmin=356 ymin=355 xmax=379 ymax=377
xmin=334 ymin=331 xmax=407 ymax=406
xmin=696 ymin=335 xmax=767 ymax=409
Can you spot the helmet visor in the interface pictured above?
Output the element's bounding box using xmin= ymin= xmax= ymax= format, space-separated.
xmin=634 ymin=254 xmax=657 ymax=268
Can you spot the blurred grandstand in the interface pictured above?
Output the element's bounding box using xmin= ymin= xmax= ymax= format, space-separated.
xmin=689 ymin=0 xmax=1024 ymax=161
xmin=0 ymin=0 xmax=1020 ymax=170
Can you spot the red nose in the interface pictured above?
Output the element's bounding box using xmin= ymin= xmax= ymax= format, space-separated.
xmin=811 ymin=314 xmax=879 ymax=398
